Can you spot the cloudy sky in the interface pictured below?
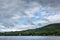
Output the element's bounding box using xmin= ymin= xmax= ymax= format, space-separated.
xmin=0 ymin=0 xmax=60 ymax=32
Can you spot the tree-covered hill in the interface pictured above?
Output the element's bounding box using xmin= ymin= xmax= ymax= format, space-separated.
xmin=0 ymin=23 xmax=60 ymax=36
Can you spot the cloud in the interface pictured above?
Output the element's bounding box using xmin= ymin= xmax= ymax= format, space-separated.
xmin=0 ymin=0 xmax=60 ymax=32
xmin=47 ymin=14 xmax=60 ymax=23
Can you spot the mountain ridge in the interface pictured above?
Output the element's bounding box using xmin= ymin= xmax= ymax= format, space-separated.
xmin=0 ymin=23 xmax=60 ymax=36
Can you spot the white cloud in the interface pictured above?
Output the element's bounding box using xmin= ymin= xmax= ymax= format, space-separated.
xmin=0 ymin=25 xmax=6 ymax=29
xmin=47 ymin=14 xmax=60 ymax=23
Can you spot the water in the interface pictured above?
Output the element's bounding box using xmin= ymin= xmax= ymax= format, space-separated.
xmin=0 ymin=36 xmax=60 ymax=40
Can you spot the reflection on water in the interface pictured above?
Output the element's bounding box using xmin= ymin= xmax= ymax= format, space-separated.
xmin=0 ymin=36 xmax=60 ymax=40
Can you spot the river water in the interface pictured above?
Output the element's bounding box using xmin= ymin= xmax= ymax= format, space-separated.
xmin=0 ymin=36 xmax=60 ymax=40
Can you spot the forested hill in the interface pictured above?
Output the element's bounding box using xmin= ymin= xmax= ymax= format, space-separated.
xmin=0 ymin=23 xmax=60 ymax=36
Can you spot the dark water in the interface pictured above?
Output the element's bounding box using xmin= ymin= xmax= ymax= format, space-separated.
xmin=0 ymin=36 xmax=60 ymax=40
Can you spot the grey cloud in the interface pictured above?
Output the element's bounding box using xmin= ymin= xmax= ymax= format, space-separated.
xmin=38 ymin=0 xmax=60 ymax=7
xmin=23 ymin=0 xmax=60 ymax=7
xmin=0 ymin=0 xmax=39 ymax=28
xmin=0 ymin=0 xmax=60 ymax=31
xmin=23 ymin=0 xmax=60 ymax=12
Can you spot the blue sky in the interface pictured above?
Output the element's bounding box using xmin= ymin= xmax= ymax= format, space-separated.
xmin=0 ymin=0 xmax=60 ymax=32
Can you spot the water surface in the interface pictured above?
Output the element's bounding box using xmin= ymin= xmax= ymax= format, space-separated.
xmin=0 ymin=36 xmax=60 ymax=40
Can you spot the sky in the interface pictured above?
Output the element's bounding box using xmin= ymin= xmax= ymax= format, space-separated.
xmin=0 ymin=0 xmax=60 ymax=32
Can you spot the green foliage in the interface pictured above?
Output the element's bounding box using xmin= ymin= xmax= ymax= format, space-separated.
xmin=0 ymin=23 xmax=60 ymax=36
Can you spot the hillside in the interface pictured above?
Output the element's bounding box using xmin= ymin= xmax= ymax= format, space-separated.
xmin=0 ymin=23 xmax=60 ymax=36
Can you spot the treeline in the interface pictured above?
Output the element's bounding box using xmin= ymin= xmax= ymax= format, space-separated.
xmin=0 ymin=23 xmax=60 ymax=36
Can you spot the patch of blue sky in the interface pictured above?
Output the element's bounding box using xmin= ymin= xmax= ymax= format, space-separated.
xmin=17 ymin=17 xmax=28 ymax=25
xmin=31 ymin=17 xmax=40 ymax=22
xmin=32 ymin=11 xmax=46 ymax=22
xmin=34 ymin=12 xmax=41 ymax=16
xmin=39 ymin=8 xmax=53 ymax=16
xmin=32 ymin=12 xmax=43 ymax=22
xmin=40 ymin=8 xmax=56 ymax=16
xmin=34 ymin=8 xmax=49 ymax=17
xmin=45 ymin=12 xmax=56 ymax=17
xmin=40 ymin=9 xmax=55 ymax=17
